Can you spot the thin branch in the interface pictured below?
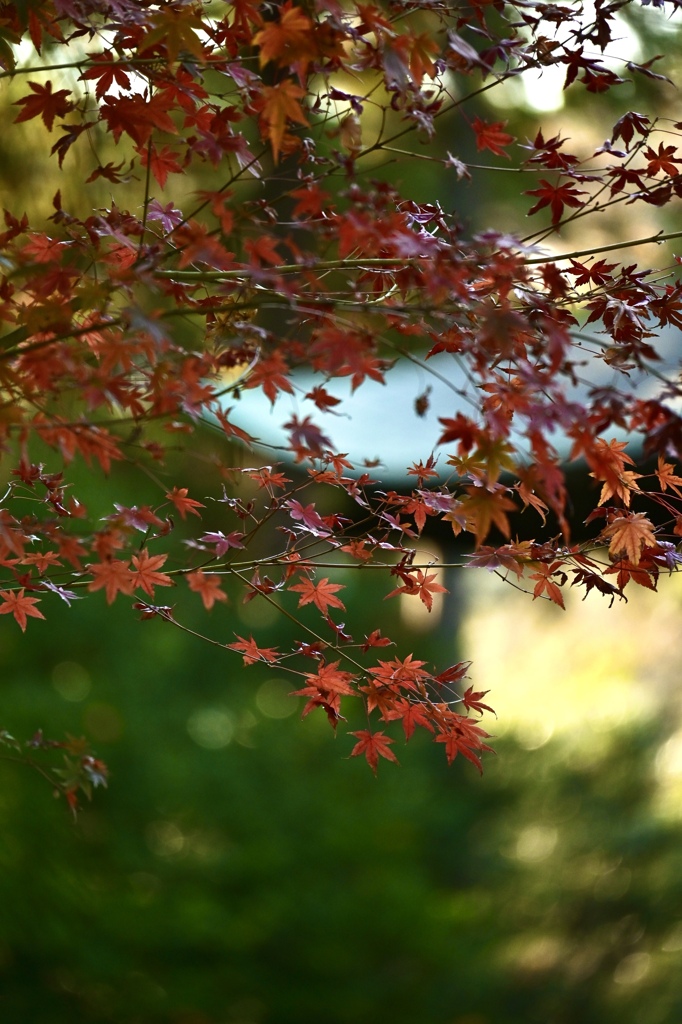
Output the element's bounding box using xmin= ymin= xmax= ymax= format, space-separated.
xmin=524 ymin=229 xmax=682 ymax=265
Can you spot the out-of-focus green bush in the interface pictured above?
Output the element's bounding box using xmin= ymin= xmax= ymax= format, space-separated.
xmin=2 ymin=565 xmax=682 ymax=1024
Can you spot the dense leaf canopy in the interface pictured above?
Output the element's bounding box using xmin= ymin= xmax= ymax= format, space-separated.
xmin=1 ymin=0 xmax=682 ymax=799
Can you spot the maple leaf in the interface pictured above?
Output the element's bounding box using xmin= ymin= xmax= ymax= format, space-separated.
xmin=248 ymin=466 xmax=292 ymax=491
xmin=187 ymin=571 xmax=228 ymax=610
xmin=612 ymin=110 xmax=650 ymax=147
xmin=472 ymin=117 xmax=515 ymax=158
xmin=286 ymin=499 xmax=333 ymax=537
xmin=435 ymin=717 xmax=493 ymax=772
xmin=140 ymin=144 xmax=184 ymax=190
xmin=461 ymin=686 xmax=495 ymax=716
xmin=258 ymin=80 xmax=309 ymax=162
xmin=80 ymin=54 xmax=131 ymax=100
xmin=14 ymin=81 xmax=73 ymax=131
xmin=604 ymin=558 xmax=658 ymax=592
xmin=100 ymin=94 xmax=178 ymax=146
xmin=349 ymin=730 xmax=399 ymax=774
xmin=371 ymin=654 xmax=429 ymax=690
xmin=461 ymin=485 xmax=517 ymax=546
xmin=411 ymin=32 xmax=440 ymax=81
xmin=361 ymin=629 xmax=393 ymax=651
xmin=252 ymin=2 xmax=315 ymax=66
xmin=130 ymin=549 xmax=172 ymax=597
xmin=604 ymin=513 xmax=658 ymax=565
xmin=526 ymin=179 xmax=587 ymax=225
xmin=245 ymin=234 xmax=282 ymax=267
xmin=284 ymin=415 xmax=333 ymax=457
xmin=303 ymin=660 xmax=355 ymax=696
xmin=227 ymin=634 xmax=279 ymax=666
xmin=570 ymin=568 xmax=623 ymax=604
xmin=86 ymin=559 xmax=135 ymax=604
xmin=385 ymin=699 xmax=435 ymax=741
xmin=289 ymin=577 xmax=346 ymax=615
xmin=199 ymin=531 xmax=245 ymax=556
xmin=595 ymin=469 xmax=642 ymax=507
xmin=305 ymin=385 xmax=342 ymax=412
xmin=529 ymin=561 xmax=566 ymax=608
xmin=656 ymin=455 xmax=682 ymax=497
xmin=137 ymin=7 xmax=206 ymax=63
xmin=243 ymin=350 xmax=294 ymax=405
xmin=645 ymin=143 xmax=680 ymax=177
xmin=385 ymin=569 xmax=447 ymax=611
xmin=0 ymin=589 xmax=45 ymax=631
xmin=166 ymin=487 xmax=205 ymax=520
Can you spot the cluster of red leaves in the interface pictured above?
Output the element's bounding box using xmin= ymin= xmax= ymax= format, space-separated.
xmin=1 ymin=0 xmax=682 ymax=782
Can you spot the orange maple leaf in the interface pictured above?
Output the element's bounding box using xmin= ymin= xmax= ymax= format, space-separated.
xmin=461 ymin=484 xmax=517 ymax=546
xmin=596 ymin=469 xmax=642 ymax=507
xmin=0 ymin=589 xmax=45 ymax=631
xmin=87 ymin=559 xmax=135 ymax=604
xmin=528 ymin=561 xmax=566 ymax=608
xmin=303 ymin=660 xmax=355 ymax=696
xmin=604 ymin=558 xmax=658 ymax=591
xmin=166 ymin=487 xmax=205 ymax=520
xmin=187 ymin=570 xmax=228 ymax=610
xmin=586 ymin=437 xmax=641 ymax=506
xmin=137 ymin=8 xmax=206 ymax=63
xmin=259 ymin=80 xmax=309 ymax=162
xmin=604 ymin=513 xmax=658 ymax=565
xmin=252 ymin=2 xmax=314 ymax=66
xmin=289 ymin=576 xmax=346 ymax=615
xmin=656 ymin=455 xmax=682 ymax=498
xmin=407 ymin=32 xmax=440 ymax=87
xmin=130 ymin=549 xmax=173 ymax=597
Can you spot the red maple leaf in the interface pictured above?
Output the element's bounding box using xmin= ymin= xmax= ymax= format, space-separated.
xmin=14 ymin=81 xmax=74 ymax=131
xmin=289 ymin=577 xmax=346 ymax=615
xmin=243 ymin=350 xmax=294 ymax=405
xmin=385 ymin=569 xmax=447 ymax=611
xmin=80 ymin=54 xmax=132 ymax=100
xmin=349 ymin=729 xmax=399 ymax=774
xmin=227 ymin=634 xmax=279 ymax=665
xmin=302 ymin=660 xmax=355 ymax=696
xmin=386 ymin=699 xmax=435 ymax=741
xmin=461 ymin=685 xmax=495 ymax=716
xmin=526 ymin=179 xmax=587 ymax=225
xmin=0 ymin=589 xmax=46 ymax=631
xmin=435 ymin=716 xmax=493 ymax=772
xmin=645 ymin=143 xmax=680 ymax=177
xmin=361 ymin=629 xmax=393 ymax=651
xmin=100 ymin=93 xmax=178 ymax=146
xmin=472 ymin=117 xmax=515 ymax=158
xmin=140 ymin=143 xmax=184 ymax=189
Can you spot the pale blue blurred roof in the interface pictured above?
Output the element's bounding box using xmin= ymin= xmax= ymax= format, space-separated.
xmin=228 ymin=329 xmax=679 ymax=480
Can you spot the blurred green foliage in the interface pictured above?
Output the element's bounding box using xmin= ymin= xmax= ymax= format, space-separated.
xmin=1 ymin=517 xmax=682 ymax=1023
